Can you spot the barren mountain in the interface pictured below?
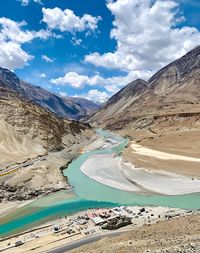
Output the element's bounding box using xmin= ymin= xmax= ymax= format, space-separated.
xmin=91 ymin=46 xmax=200 ymax=176
xmin=91 ymin=46 xmax=200 ymax=130
xmin=91 ymin=79 xmax=148 ymax=124
xmin=20 ymin=80 xmax=99 ymax=120
xmin=0 ymin=67 xmax=94 ymax=202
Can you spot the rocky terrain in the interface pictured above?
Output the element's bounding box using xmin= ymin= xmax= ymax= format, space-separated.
xmin=0 ymin=67 xmax=94 ymax=203
xmin=70 ymin=214 xmax=200 ymax=253
xmin=20 ymin=79 xmax=99 ymax=121
xmin=91 ymin=46 xmax=200 ymax=131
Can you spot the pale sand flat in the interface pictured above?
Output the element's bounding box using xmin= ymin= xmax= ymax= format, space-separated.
xmin=131 ymin=142 xmax=200 ymax=162
xmin=80 ymin=154 xmax=140 ymax=192
xmin=122 ymin=162 xmax=200 ymax=195
xmin=80 ymin=153 xmax=200 ymax=195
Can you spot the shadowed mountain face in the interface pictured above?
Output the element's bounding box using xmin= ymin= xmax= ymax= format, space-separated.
xmin=0 ymin=66 xmax=99 ymax=120
xmin=20 ymin=81 xmax=99 ymax=120
xmin=91 ymin=46 xmax=200 ymax=130
xmin=0 ymin=67 xmax=92 ymax=153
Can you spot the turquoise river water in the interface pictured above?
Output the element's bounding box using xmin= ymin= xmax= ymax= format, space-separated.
xmin=0 ymin=129 xmax=200 ymax=237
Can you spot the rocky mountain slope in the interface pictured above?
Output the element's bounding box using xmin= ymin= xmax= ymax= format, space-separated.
xmin=91 ymin=46 xmax=200 ymax=131
xmin=0 ymin=66 xmax=99 ymax=121
xmin=0 ymin=68 xmax=94 ymax=202
xmin=18 ymin=79 xmax=99 ymax=120
xmin=91 ymin=79 xmax=148 ymax=125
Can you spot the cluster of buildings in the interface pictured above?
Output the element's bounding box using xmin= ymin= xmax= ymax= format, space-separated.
xmin=52 ymin=206 xmax=160 ymax=236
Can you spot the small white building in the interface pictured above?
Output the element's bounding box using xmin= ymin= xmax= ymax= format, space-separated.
xmin=91 ymin=217 xmax=105 ymax=225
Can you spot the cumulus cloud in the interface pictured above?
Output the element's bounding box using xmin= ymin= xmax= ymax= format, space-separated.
xmin=75 ymin=90 xmax=109 ymax=104
xmin=0 ymin=17 xmax=56 ymax=69
xmin=85 ymin=0 xmax=200 ymax=75
xmin=50 ymin=70 xmax=151 ymax=93
xmin=51 ymin=72 xmax=105 ymax=88
xmin=19 ymin=0 xmax=42 ymax=6
xmin=42 ymin=54 xmax=54 ymax=63
xmin=42 ymin=7 xmax=101 ymax=33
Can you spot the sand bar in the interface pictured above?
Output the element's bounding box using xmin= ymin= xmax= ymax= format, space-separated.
xmin=122 ymin=162 xmax=200 ymax=195
xmin=80 ymin=154 xmax=140 ymax=192
xmin=80 ymin=153 xmax=200 ymax=195
xmin=131 ymin=142 xmax=200 ymax=162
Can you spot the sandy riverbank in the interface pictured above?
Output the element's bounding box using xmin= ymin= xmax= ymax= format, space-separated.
xmin=80 ymin=153 xmax=200 ymax=195
xmin=80 ymin=154 xmax=139 ymax=192
xmin=131 ymin=142 xmax=200 ymax=162
xmin=0 ymin=200 xmax=34 ymax=217
xmin=120 ymin=127 xmax=200 ymax=177
xmin=83 ymin=138 xmax=111 ymax=152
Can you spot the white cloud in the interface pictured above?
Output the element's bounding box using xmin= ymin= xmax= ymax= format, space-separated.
xmin=0 ymin=18 xmax=53 ymax=44
xmin=42 ymin=7 xmax=101 ymax=33
xmin=0 ymin=17 xmax=56 ymax=69
xmin=39 ymin=73 xmax=46 ymax=78
xmin=19 ymin=0 xmax=42 ymax=6
xmin=75 ymin=90 xmax=109 ymax=104
xmin=50 ymin=72 xmax=102 ymax=88
xmin=50 ymin=69 xmax=152 ymax=93
xmin=85 ymin=0 xmax=200 ymax=75
xmin=42 ymin=54 xmax=54 ymax=63
xmin=0 ymin=40 xmax=33 ymax=70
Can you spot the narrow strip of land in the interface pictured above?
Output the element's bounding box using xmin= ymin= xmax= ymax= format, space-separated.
xmin=131 ymin=142 xmax=200 ymax=162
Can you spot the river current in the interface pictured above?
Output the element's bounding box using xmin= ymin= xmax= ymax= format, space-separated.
xmin=0 ymin=129 xmax=200 ymax=237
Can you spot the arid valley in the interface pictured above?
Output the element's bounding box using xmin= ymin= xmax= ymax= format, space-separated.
xmin=1 ymin=0 xmax=200 ymax=252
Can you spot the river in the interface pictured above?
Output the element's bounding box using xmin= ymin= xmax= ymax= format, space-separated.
xmin=0 ymin=129 xmax=200 ymax=237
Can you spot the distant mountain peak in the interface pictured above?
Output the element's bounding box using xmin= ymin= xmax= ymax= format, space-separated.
xmin=0 ymin=68 xmax=99 ymax=120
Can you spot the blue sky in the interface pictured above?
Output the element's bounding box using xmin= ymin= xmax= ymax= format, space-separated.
xmin=0 ymin=0 xmax=200 ymax=102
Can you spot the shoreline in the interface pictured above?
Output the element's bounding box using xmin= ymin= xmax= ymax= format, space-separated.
xmin=80 ymin=153 xmax=200 ymax=196
xmin=0 ymin=200 xmax=35 ymax=217
xmin=0 ymin=132 xmax=101 ymax=218
xmin=1 ymin=129 xmax=200 ymax=250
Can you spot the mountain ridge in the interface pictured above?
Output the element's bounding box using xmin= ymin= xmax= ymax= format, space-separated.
xmin=91 ymin=45 xmax=200 ymax=129
xmin=0 ymin=66 xmax=99 ymax=120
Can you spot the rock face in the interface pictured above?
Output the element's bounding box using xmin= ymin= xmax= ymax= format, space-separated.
xmin=20 ymin=80 xmax=99 ymax=120
xmin=91 ymin=46 xmax=200 ymax=131
xmin=0 ymin=66 xmax=99 ymax=121
xmin=91 ymin=79 xmax=148 ymax=127
xmin=148 ymin=45 xmax=200 ymax=95
xmin=0 ymin=67 xmax=94 ymax=202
